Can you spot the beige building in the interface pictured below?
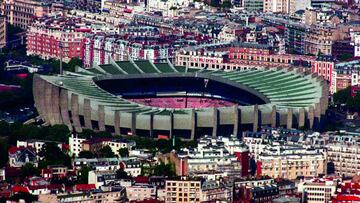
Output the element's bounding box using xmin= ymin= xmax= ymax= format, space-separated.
xmin=165 ymin=179 xmax=202 ymax=203
xmin=126 ymin=183 xmax=156 ymax=201
xmin=259 ymin=145 xmax=326 ymax=180
xmin=0 ymin=16 xmax=6 ymax=49
xmin=305 ymin=25 xmax=338 ymax=56
xmin=327 ymin=136 xmax=360 ymax=177
xmin=263 ymin=0 xmax=296 ymax=14
xmin=1 ymin=0 xmax=51 ymax=29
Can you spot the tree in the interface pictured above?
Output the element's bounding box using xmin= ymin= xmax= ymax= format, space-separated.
xmin=39 ymin=142 xmax=71 ymax=168
xmin=47 ymin=124 xmax=70 ymax=143
xmin=118 ymin=148 xmax=129 ymax=158
xmin=116 ymin=168 xmax=129 ymax=179
xmin=0 ymin=139 xmax=8 ymax=167
xmin=97 ymin=146 xmax=115 ymax=158
xmin=20 ymin=163 xmax=39 ymax=181
xmin=327 ymin=161 xmax=335 ymax=175
xmin=339 ymin=53 xmax=353 ymax=62
xmin=78 ymin=151 xmax=95 ymax=159
xmin=77 ymin=166 xmax=91 ymax=184
xmin=333 ymin=87 xmax=351 ymax=104
xmin=9 ymin=192 xmax=38 ymax=203
xmin=153 ymin=162 xmax=176 ymax=177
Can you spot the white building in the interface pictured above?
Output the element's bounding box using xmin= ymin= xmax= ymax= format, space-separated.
xmin=17 ymin=140 xmax=62 ymax=154
xmin=73 ymin=157 xmax=121 ymax=171
xmin=126 ymin=183 xmax=156 ymax=201
xmin=297 ymin=177 xmax=337 ymax=203
xmin=88 ymin=170 xmax=117 ymax=189
xmin=147 ymin=0 xmax=190 ymax=17
xmin=69 ymin=135 xmax=86 ymax=157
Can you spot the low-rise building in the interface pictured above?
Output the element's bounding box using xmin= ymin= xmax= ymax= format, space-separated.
xmin=165 ymin=178 xmax=202 ymax=203
xmin=8 ymin=146 xmax=37 ymax=168
xmin=88 ymin=170 xmax=117 ymax=189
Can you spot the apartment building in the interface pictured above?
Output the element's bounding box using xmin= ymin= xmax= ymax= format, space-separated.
xmin=327 ymin=135 xmax=360 ymax=177
xmin=331 ymin=59 xmax=360 ymax=93
xmin=0 ymin=16 xmax=6 ymax=49
xmin=263 ymin=0 xmax=296 ymax=14
xmin=297 ymin=177 xmax=337 ymax=203
xmin=165 ymin=179 xmax=202 ymax=203
xmin=178 ymin=135 xmax=248 ymax=178
xmin=69 ymin=134 xmax=86 ymax=157
xmin=126 ymin=183 xmax=156 ymax=201
xmin=0 ymin=0 xmax=51 ymax=29
xmin=258 ymin=145 xmax=326 ymax=180
xmin=26 ymin=16 xmax=90 ymax=62
xmin=305 ymin=25 xmax=337 ymax=56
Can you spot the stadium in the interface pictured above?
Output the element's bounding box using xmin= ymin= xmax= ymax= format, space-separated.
xmin=33 ymin=60 xmax=328 ymax=140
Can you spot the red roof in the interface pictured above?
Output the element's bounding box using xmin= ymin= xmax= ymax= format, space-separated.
xmin=8 ymin=146 xmax=20 ymax=154
xmin=332 ymin=194 xmax=360 ymax=202
xmin=75 ymin=184 xmax=96 ymax=191
xmin=12 ymin=185 xmax=29 ymax=194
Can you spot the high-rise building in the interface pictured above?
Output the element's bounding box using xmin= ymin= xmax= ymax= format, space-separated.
xmin=165 ymin=179 xmax=202 ymax=203
xmin=243 ymin=0 xmax=264 ymax=11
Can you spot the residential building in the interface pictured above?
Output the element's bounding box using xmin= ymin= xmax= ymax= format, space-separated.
xmin=26 ymin=16 xmax=90 ymax=62
xmin=305 ymin=25 xmax=337 ymax=56
xmin=73 ymin=157 xmax=121 ymax=171
xmin=332 ymin=59 xmax=360 ymax=93
xmin=233 ymin=177 xmax=279 ymax=203
xmin=165 ymin=178 xmax=202 ymax=203
xmin=0 ymin=16 xmax=6 ymax=49
xmin=0 ymin=0 xmax=52 ymax=29
xmin=258 ymin=145 xmax=326 ymax=180
xmin=17 ymin=140 xmax=63 ymax=154
xmin=332 ymin=40 xmax=354 ymax=60
xmin=8 ymin=146 xmax=37 ymax=168
xmin=243 ymin=0 xmax=263 ymax=11
xmin=263 ymin=0 xmax=296 ymax=14
xmin=297 ymin=177 xmax=337 ymax=203
xmin=126 ymin=183 xmax=156 ymax=201
xmin=88 ymin=170 xmax=117 ymax=189
xmin=327 ymin=134 xmax=360 ymax=177
xmin=69 ymin=134 xmax=86 ymax=157
xmin=120 ymin=160 xmax=142 ymax=177
xmin=200 ymin=181 xmax=232 ymax=202
xmin=178 ymin=135 xmax=248 ymax=179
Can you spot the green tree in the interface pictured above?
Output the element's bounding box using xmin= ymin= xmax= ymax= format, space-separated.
xmin=78 ymin=151 xmax=95 ymax=159
xmin=118 ymin=148 xmax=129 ymax=158
xmin=39 ymin=142 xmax=71 ymax=168
xmin=9 ymin=192 xmax=38 ymax=203
xmin=20 ymin=163 xmax=39 ymax=181
xmin=47 ymin=124 xmax=70 ymax=143
xmin=116 ymin=168 xmax=129 ymax=179
xmin=0 ymin=139 xmax=8 ymax=167
xmin=153 ymin=162 xmax=176 ymax=177
xmin=77 ymin=166 xmax=91 ymax=184
xmin=340 ymin=53 xmax=353 ymax=62
xmin=333 ymin=87 xmax=351 ymax=104
xmin=97 ymin=146 xmax=115 ymax=158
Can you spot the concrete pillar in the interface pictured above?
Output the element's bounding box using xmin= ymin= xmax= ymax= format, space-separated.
xmin=114 ymin=111 xmax=120 ymax=135
xmin=44 ymin=82 xmax=54 ymax=125
xmin=287 ymin=108 xmax=293 ymax=129
xmin=71 ymin=93 xmax=82 ymax=132
xmin=59 ymin=89 xmax=71 ymax=130
xmin=315 ymin=103 xmax=321 ymax=119
xmin=308 ymin=106 xmax=315 ymax=129
xmin=169 ymin=112 xmax=174 ymax=139
xmin=83 ymin=99 xmax=92 ymax=130
xmin=299 ymin=108 xmax=305 ymax=128
xmin=150 ymin=113 xmax=154 ymax=138
xmin=131 ymin=113 xmax=136 ymax=136
xmin=51 ymin=86 xmax=62 ymax=125
xmin=253 ymin=105 xmax=259 ymax=132
xmin=190 ymin=109 xmax=196 ymax=140
xmin=271 ymin=105 xmax=277 ymax=128
xmin=98 ymin=105 xmax=106 ymax=131
xmin=233 ymin=105 xmax=239 ymax=136
xmin=33 ymin=75 xmax=45 ymax=120
xmin=212 ymin=108 xmax=218 ymax=138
